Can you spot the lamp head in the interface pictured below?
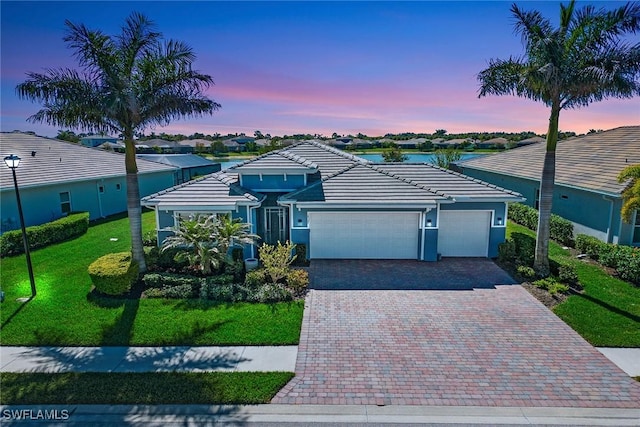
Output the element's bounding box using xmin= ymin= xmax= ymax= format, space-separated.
xmin=4 ymin=154 xmax=21 ymax=170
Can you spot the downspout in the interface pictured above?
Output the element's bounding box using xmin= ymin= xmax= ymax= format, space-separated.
xmin=96 ymin=180 xmax=104 ymax=218
xmin=420 ymin=211 xmax=427 ymax=261
xmin=248 ymin=204 xmax=258 ymax=258
xmin=602 ymin=195 xmax=615 ymax=243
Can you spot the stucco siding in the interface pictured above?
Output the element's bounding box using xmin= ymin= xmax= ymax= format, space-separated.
xmin=241 ymin=174 xmax=306 ymax=192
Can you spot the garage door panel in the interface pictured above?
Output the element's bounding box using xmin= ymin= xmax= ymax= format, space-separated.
xmin=438 ymin=211 xmax=490 ymax=257
xmin=310 ymin=212 xmax=419 ymax=259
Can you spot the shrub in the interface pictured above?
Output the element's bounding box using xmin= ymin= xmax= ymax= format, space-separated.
xmin=532 ymin=277 xmax=569 ymax=296
xmin=516 ymin=265 xmax=536 ymax=280
xmin=292 ymin=244 xmax=308 ymax=266
xmin=575 ymin=234 xmax=602 ymax=259
xmin=507 ymin=203 xmax=574 ymax=246
xmin=615 ymin=247 xmax=640 ymax=285
xmin=259 ymin=241 xmax=296 ymax=283
xmin=223 ymin=260 xmax=245 ymax=282
xmin=254 ymin=283 xmax=293 ymax=303
xmin=200 ymin=282 xmax=236 ymax=302
xmin=1 ymin=212 xmax=89 ymax=257
xmin=286 ymin=269 xmax=309 ymax=293
xmin=142 ymin=273 xmax=202 ymax=298
xmin=599 ymin=244 xmax=622 ymax=268
xmin=245 ymin=269 xmax=267 ymax=288
xmin=142 ymin=231 xmax=157 ymax=247
xmin=88 ymin=252 xmax=138 ymax=296
xmin=557 ymin=263 xmax=579 ymax=285
xmin=511 ymin=232 xmax=536 ymax=267
xmin=497 ymin=240 xmax=516 ymax=263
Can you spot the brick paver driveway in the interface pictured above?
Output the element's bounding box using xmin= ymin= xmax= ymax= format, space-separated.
xmin=272 ymin=260 xmax=640 ymax=407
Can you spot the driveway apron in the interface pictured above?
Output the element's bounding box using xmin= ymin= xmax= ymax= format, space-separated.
xmin=272 ymin=260 xmax=640 ymax=407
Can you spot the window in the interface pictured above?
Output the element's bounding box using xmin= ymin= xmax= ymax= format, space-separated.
xmin=534 ymin=189 xmax=540 ymax=210
xmin=60 ymin=192 xmax=71 ymax=214
xmin=633 ymin=211 xmax=640 ymax=245
xmin=98 ymin=185 xmax=105 ymax=193
xmin=116 ymin=183 xmax=121 ymax=191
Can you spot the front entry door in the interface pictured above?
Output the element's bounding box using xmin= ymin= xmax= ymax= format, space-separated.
xmin=264 ymin=207 xmax=288 ymax=245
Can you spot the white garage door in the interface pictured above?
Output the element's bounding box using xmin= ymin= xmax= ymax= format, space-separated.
xmin=437 ymin=210 xmax=491 ymax=257
xmin=309 ymin=212 xmax=420 ymax=259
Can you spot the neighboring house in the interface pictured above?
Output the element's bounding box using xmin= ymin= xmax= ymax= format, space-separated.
xmin=517 ymin=136 xmax=545 ymax=147
xmin=143 ymin=141 xmax=523 ymax=260
xmin=81 ymin=135 xmax=118 ymax=147
xmin=456 ymin=126 xmax=640 ymax=246
xmin=178 ymin=139 xmax=213 ymax=152
xmin=0 ymin=132 xmax=177 ymax=233
xmin=477 ymin=137 xmax=510 ymax=149
xmin=137 ymin=154 xmax=221 ymax=184
xmin=99 ymin=141 xmax=126 ymax=153
xmin=222 ymin=136 xmax=256 ymax=152
xmin=139 ymin=138 xmax=193 ymax=154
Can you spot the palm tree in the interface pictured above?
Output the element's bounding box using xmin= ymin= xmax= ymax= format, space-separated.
xmin=162 ymin=214 xmax=220 ymax=275
xmin=618 ymin=164 xmax=640 ymax=223
xmin=478 ymin=1 xmax=640 ymax=275
xmin=16 ymin=12 xmax=220 ymax=272
xmin=214 ymin=214 xmax=259 ymax=263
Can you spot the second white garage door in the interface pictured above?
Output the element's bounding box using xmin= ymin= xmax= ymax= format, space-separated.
xmin=437 ymin=210 xmax=491 ymax=257
xmin=309 ymin=212 xmax=420 ymax=259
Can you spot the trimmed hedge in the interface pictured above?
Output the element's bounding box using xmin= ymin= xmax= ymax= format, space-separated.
xmin=1 ymin=212 xmax=89 ymax=257
xmin=88 ymin=252 xmax=139 ymax=296
xmin=575 ymin=233 xmax=640 ymax=285
xmin=508 ymin=203 xmax=574 ymax=246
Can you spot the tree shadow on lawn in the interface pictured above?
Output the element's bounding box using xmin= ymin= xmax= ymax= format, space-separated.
xmin=573 ymin=292 xmax=640 ymax=324
xmin=172 ymin=298 xmax=304 ymax=315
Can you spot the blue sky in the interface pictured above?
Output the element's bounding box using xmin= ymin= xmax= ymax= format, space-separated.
xmin=1 ymin=1 xmax=638 ymax=138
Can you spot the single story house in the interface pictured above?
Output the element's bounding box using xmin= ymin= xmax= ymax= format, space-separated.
xmin=0 ymin=132 xmax=177 ymax=233
xmin=456 ymin=126 xmax=640 ymax=246
xmin=143 ymin=140 xmax=523 ymax=260
xmin=81 ymin=135 xmax=118 ymax=147
xmin=138 ymin=139 xmax=193 ymax=154
xmin=136 ymin=154 xmax=221 ymax=184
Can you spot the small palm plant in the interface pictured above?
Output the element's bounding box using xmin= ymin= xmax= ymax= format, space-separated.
xmin=214 ymin=214 xmax=260 ymax=263
xmin=161 ymin=214 xmax=219 ymax=274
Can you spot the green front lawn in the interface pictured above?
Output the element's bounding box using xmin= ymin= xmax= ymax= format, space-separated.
xmin=0 ymin=372 xmax=293 ymax=404
xmin=0 ymin=211 xmax=303 ymax=346
xmin=507 ymin=222 xmax=640 ymax=347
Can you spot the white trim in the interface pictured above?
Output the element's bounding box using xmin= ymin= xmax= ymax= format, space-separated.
xmin=294 ymin=203 xmax=438 ymax=209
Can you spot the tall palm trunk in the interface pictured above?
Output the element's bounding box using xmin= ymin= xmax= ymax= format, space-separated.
xmin=534 ymin=102 xmax=560 ymax=276
xmin=124 ymin=135 xmax=147 ymax=273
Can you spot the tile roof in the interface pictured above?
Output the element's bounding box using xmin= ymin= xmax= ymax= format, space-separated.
xmin=280 ymin=163 xmax=448 ymax=205
xmin=230 ymin=150 xmax=318 ymax=172
xmin=459 ymin=126 xmax=640 ymax=196
xmin=0 ymin=132 xmax=175 ymax=191
xmin=141 ymin=172 xmax=264 ymax=209
xmin=136 ymin=154 xmax=218 ymax=169
xmin=378 ymin=163 xmax=523 ymax=201
xmin=283 ymin=140 xmax=368 ymax=176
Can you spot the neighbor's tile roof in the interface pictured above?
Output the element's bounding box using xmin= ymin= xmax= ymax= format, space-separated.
xmin=141 ymin=172 xmax=264 ymax=208
xmin=378 ymin=163 xmax=523 ymax=201
xmin=280 ymin=163 xmax=448 ymax=205
xmin=0 ymin=132 xmax=175 ymax=191
xmin=459 ymin=126 xmax=640 ymax=196
xmin=137 ymin=154 xmax=218 ymax=169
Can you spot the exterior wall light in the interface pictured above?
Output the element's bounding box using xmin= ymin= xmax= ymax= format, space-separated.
xmin=497 ymin=217 xmax=503 ymax=226
xmin=426 ymin=219 xmax=433 ymax=227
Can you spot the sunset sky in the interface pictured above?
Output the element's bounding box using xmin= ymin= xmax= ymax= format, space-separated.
xmin=1 ymin=1 xmax=638 ymax=138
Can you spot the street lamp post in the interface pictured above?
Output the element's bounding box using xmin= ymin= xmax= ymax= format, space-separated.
xmin=4 ymin=154 xmax=36 ymax=298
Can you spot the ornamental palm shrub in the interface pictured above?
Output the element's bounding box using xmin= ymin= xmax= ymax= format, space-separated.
xmin=88 ymin=252 xmax=138 ymax=295
xmin=162 ymin=215 xmax=220 ymax=275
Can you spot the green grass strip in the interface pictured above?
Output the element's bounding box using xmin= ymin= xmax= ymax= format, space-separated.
xmin=0 ymin=372 xmax=294 ymax=405
xmin=507 ymin=222 xmax=640 ymax=347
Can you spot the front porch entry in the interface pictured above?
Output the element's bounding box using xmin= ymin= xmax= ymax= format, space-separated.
xmin=264 ymin=206 xmax=289 ymax=245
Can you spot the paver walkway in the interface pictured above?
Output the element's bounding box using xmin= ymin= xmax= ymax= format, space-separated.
xmin=272 ymin=286 xmax=640 ymax=407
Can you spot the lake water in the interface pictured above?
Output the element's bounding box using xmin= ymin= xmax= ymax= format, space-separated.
xmin=217 ymin=152 xmax=485 ymax=170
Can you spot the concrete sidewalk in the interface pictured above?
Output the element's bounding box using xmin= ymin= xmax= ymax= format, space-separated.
xmin=1 ymin=345 xmax=638 ymax=376
xmin=0 ymin=346 xmax=297 ymax=373
xmin=1 ymin=404 xmax=639 ymax=426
